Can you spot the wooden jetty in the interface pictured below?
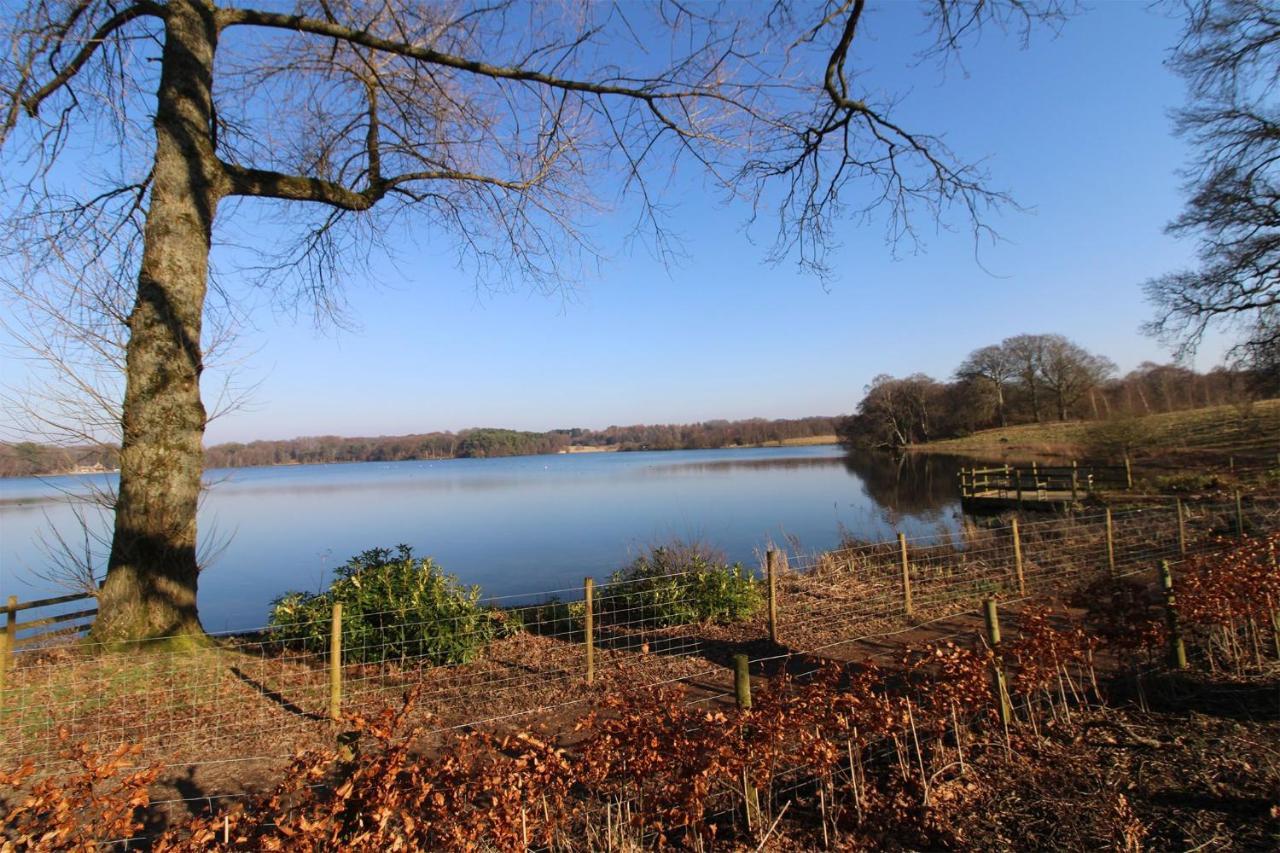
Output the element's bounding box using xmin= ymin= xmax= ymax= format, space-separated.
xmin=959 ymin=461 xmax=1131 ymax=511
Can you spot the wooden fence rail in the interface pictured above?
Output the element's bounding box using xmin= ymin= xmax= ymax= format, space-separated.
xmin=959 ymin=460 xmax=1132 ymax=509
xmin=0 ymin=591 xmax=97 ymax=673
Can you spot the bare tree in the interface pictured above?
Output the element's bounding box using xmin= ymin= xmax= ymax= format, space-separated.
xmin=1037 ymin=334 xmax=1115 ymax=421
xmin=1 ymin=0 xmax=1069 ymax=643
xmin=839 ymin=373 xmax=944 ymax=449
xmin=1144 ymin=0 xmax=1279 ymax=366
xmin=0 ymin=199 xmax=250 ymax=597
xmin=1002 ymin=333 xmax=1050 ymax=423
xmin=955 ymin=343 xmax=1017 ymax=426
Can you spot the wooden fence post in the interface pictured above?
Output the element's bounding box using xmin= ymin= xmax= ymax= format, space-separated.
xmin=983 ymin=599 xmax=1012 ymax=726
xmin=898 ymin=533 xmax=914 ymax=618
xmin=1104 ymin=509 xmax=1116 ymax=577
xmin=3 ymin=595 xmax=15 ymax=672
xmin=1015 ymin=468 xmax=1023 ymax=508
xmin=329 ymin=601 xmax=343 ymax=723
xmin=1123 ymin=455 xmax=1132 ymax=490
xmin=766 ymin=550 xmax=779 ymax=644
xmin=4 ymin=596 xmax=14 ymax=645
xmin=1267 ymin=595 xmax=1280 ymax=660
xmin=1176 ymin=499 xmax=1187 ymax=556
xmin=0 ymin=597 xmax=11 ymax=703
xmin=734 ymin=653 xmax=761 ymax=830
xmin=1070 ymin=460 xmax=1079 ymax=501
xmin=734 ymin=653 xmax=752 ymax=710
xmin=584 ymin=577 xmax=595 ymax=684
xmin=1159 ymin=561 xmax=1188 ymax=670
xmin=1234 ymin=489 xmax=1245 ymax=538
xmin=1011 ymin=518 xmax=1025 ymax=596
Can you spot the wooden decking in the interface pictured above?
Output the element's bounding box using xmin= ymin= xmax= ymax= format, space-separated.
xmin=959 ymin=462 xmax=1131 ymax=511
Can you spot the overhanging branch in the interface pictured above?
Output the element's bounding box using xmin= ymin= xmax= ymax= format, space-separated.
xmin=19 ymin=1 xmax=163 ymax=122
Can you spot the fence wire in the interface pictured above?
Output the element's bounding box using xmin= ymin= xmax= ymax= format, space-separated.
xmin=1 ymin=495 xmax=1277 ymax=842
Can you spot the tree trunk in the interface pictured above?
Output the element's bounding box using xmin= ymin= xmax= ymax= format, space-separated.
xmin=94 ymin=0 xmax=223 ymax=644
xmin=996 ymin=383 xmax=1007 ymax=428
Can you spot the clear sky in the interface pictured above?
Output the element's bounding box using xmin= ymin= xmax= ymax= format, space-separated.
xmin=1 ymin=1 xmax=1235 ymax=444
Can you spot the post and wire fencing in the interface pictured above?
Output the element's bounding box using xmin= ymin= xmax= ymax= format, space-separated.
xmin=0 ymin=495 xmax=1277 ymax=795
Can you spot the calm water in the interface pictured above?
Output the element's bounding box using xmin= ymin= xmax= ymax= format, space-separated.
xmin=0 ymin=446 xmax=966 ymax=631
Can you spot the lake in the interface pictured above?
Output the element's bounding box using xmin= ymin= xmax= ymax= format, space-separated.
xmin=0 ymin=446 xmax=967 ymax=632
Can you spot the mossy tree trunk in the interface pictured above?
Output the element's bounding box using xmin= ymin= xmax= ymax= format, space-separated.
xmin=93 ymin=0 xmax=223 ymax=644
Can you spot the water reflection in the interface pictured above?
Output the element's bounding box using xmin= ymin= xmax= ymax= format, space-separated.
xmin=648 ymin=455 xmax=847 ymax=474
xmin=840 ymin=451 xmax=965 ymax=520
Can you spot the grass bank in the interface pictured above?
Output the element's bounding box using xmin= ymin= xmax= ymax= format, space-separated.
xmin=911 ymin=398 xmax=1280 ymax=461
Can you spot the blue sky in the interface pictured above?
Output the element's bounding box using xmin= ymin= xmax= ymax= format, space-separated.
xmin=3 ymin=2 xmax=1234 ymax=444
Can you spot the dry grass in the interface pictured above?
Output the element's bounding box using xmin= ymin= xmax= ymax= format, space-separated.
xmin=915 ymin=398 xmax=1280 ymax=461
xmin=754 ymin=434 xmax=839 ymax=447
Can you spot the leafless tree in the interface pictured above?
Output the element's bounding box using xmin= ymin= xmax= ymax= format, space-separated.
xmin=0 ymin=205 xmax=251 ymax=595
xmin=955 ymin=343 xmax=1017 ymax=426
xmin=1002 ymin=333 xmax=1050 ymax=423
xmin=1144 ymin=0 xmax=1279 ymax=371
xmin=1037 ymin=334 xmax=1115 ymax=421
xmin=1 ymin=0 xmax=1069 ymax=643
xmin=842 ymin=373 xmax=944 ymax=449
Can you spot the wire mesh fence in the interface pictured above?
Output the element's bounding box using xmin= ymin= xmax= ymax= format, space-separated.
xmin=1 ymin=495 xmax=1277 ymax=791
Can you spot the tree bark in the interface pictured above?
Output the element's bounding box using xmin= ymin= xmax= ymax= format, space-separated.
xmin=93 ymin=0 xmax=223 ymax=644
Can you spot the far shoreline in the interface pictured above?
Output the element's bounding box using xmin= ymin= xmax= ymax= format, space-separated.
xmin=0 ymin=436 xmax=843 ymax=481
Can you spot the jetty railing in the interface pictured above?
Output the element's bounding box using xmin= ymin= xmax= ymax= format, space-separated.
xmin=959 ymin=460 xmax=1132 ymax=505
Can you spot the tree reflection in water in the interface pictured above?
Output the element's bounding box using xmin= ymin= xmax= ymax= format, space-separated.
xmin=841 ymin=450 xmax=968 ymax=522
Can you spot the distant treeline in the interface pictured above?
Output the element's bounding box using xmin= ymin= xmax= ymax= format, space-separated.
xmin=0 ymin=442 xmax=118 ymax=478
xmin=205 ymin=417 xmax=837 ymax=468
xmin=0 ymin=416 xmax=839 ymax=477
xmin=837 ymin=333 xmax=1265 ymax=450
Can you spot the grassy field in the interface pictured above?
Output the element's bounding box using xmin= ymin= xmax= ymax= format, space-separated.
xmin=914 ymin=398 xmax=1280 ymax=461
xmin=751 ymin=433 xmax=839 ymax=447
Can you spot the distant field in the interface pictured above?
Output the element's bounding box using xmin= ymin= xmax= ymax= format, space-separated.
xmin=753 ymin=434 xmax=839 ymax=447
xmin=914 ymin=399 xmax=1280 ymax=460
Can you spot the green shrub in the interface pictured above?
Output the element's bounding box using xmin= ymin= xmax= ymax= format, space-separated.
xmin=269 ymin=545 xmax=512 ymax=666
xmin=601 ymin=542 xmax=763 ymax=628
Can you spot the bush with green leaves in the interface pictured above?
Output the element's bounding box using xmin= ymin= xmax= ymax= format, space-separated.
xmin=601 ymin=542 xmax=763 ymax=628
xmin=269 ymin=545 xmax=515 ymax=666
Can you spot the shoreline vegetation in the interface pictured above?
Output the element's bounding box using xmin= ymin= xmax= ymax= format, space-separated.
xmin=0 ymin=418 xmax=840 ymax=479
